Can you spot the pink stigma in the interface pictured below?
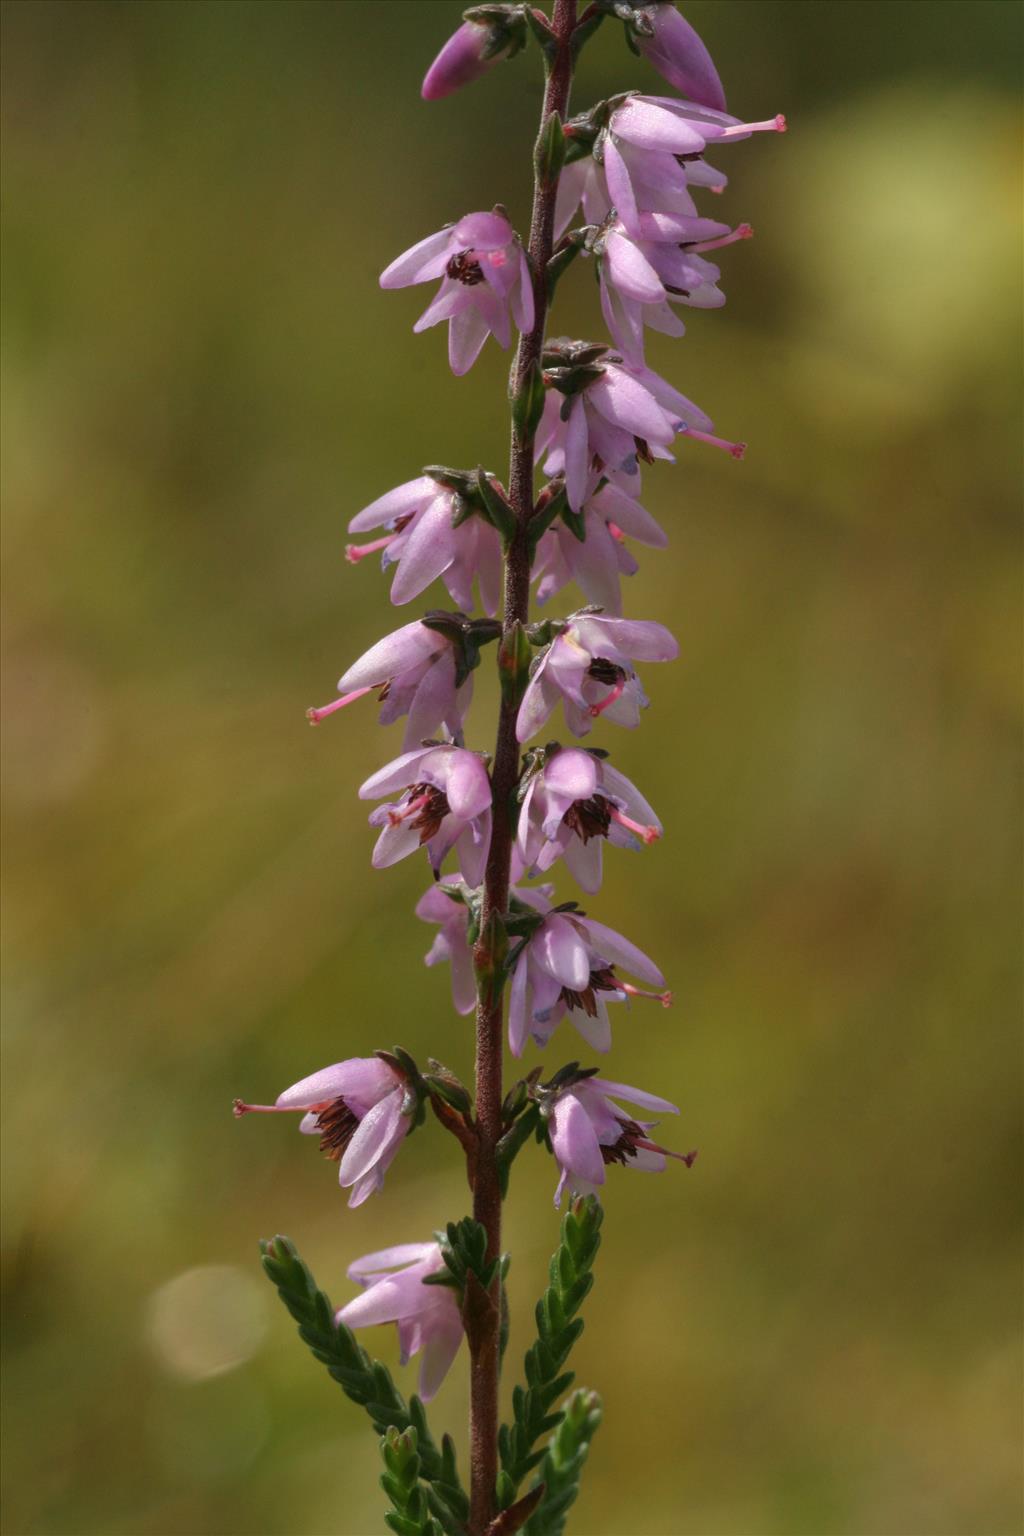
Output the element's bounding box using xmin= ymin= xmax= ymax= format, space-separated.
xmin=718 ymin=114 xmax=786 ymax=140
xmin=233 ymin=1099 xmax=280 ymax=1116
xmin=346 ymin=534 xmax=395 ymax=565
xmin=306 ymin=686 xmax=374 ymax=725
xmin=610 ymin=806 xmax=661 ymax=845
xmin=637 ymin=1139 xmax=697 ymax=1167
xmin=607 ymin=521 xmax=626 ymax=544
xmin=686 ymin=427 xmax=746 ymax=460
xmin=589 ymin=677 xmax=628 ymax=718
xmin=690 ymin=223 xmax=753 ymax=254
xmin=621 ymin=983 xmax=673 ymax=1007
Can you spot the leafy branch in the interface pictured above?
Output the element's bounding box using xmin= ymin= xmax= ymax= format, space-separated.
xmin=523 ymin=1389 xmax=603 ymax=1536
xmin=496 ymin=1196 xmax=603 ymax=1508
xmin=380 ymin=1426 xmax=445 ymax=1536
xmin=260 ymin=1236 xmax=468 ymax=1535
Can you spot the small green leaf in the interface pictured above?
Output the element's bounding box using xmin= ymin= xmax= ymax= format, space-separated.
xmin=534 ymin=109 xmax=567 ymax=186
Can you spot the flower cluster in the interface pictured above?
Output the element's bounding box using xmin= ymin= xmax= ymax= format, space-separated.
xmin=242 ymin=0 xmax=782 ymax=1456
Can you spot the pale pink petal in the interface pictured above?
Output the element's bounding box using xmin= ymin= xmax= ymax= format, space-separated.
xmin=544 ymin=747 xmax=599 ymax=803
xmin=380 ymin=228 xmax=454 ymax=289
xmin=338 ymin=1092 xmax=406 ymax=1186
xmin=275 ymin=1057 xmax=393 ymax=1112
xmin=580 ymin=918 xmax=665 ymax=988
xmin=563 ymin=395 xmax=590 ymax=513
xmin=359 ymin=748 xmax=433 ymax=800
xmin=533 ymin=913 xmax=590 ymax=990
xmin=591 ymin=1077 xmax=680 ymax=1116
xmin=390 ymin=495 xmax=457 ymax=605
xmin=348 ymin=476 xmax=436 ymax=535
xmin=603 ymin=136 xmax=638 ymax=235
xmin=443 ymin=749 xmax=492 ymax=820
xmin=605 ymin=231 xmax=664 ymax=303
xmin=347 ymin=1243 xmax=438 ymax=1280
xmin=448 ymin=304 xmax=492 ymax=375
xmin=551 ymin=1092 xmax=606 ymax=1186
xmin=417 ymin=1309 xmax=464 ymax=1401
xmin=338 ymin=622 xmax=444 ymax=693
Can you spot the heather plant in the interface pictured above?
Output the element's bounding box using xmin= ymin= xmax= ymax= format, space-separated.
xmin=237 ymin=5 xmax=784 ymax=1530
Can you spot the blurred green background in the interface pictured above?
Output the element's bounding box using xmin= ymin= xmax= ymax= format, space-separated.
xmin=2 ymin=2 xmax=1021 ymax=1533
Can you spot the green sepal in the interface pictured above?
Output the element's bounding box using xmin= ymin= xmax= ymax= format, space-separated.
xmin=570 ymin=5 xmax=605 ymax=60
xmin=544 ymin=236 xmax=584 ymax=301
xmin=496 ymin=1101 xmax=541 ymax=1196
xmin=474 ymin=907 xmax=509 ymax=1009
xmin=526 ymin=482 xmax=568 ymax=564
xmin=498 ymin=620 xmax=533 ymax=709
xmin=511 ymin=357 xmax=547 ymax=441
xmin=534 ymin=109 xmax=566 ymax=187
xmin=476 ymin=466 xmax=517 ymax=547
xmin=423 ymin=1058 xmax=472 ymax=1116
xmin=463 ymin=3 xmax=529 ymax=60
xmin=560 ymin=505 xmax=586 ymax=543
xmin=523 ymin=4 xmax=557 ymax=63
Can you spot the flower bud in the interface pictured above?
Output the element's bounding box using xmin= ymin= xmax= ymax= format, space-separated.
xmin=634 ymin=4 xmax=727 ymax=112
xmin=421 ymin=8 xmax=526 ymax=102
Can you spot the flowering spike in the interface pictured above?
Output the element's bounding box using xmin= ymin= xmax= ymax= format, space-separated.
xmin=259 ymin=2 xmax=784 ymax=1524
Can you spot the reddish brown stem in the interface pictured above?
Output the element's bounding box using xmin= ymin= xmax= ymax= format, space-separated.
xmin=468 ymin=2 xmax=579 ymax=1531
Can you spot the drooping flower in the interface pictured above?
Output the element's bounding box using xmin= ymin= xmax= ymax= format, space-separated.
xmin=632 ymin=4 xmax=727 ymax=111
xmin=595 ymin=214 xmax=753 ymax=364
xmin=517 ymin=614 xmax=678 ymax=742
xmin=543 ymin=1070 xmax=695 ymax=1206
xmin=233 ymin=1056 xmax=414 ymax=1208
xmin=346 ymin=475 xmax=502 ymax=615
xmin=556 ymin=95 xmax=785 ymax=242
xmin=536 ymin=346 xmax=679 ymax=512
xmin=337 ymin=1242 xmax=464 ymax=1401
xmin=506 ymin=896 xmax=671 ymax=1055
xmin=416 ymin=878 xmax=553 ymax=1016
xmin=380 ymin=211 xmax=534 ymax=376
xmin=421 ymin=9 xmax=525 ymax=102
xmin=532 ymin=479 xmax=668 ymax=617
xmin=360 ymin=744 xmax=492 ymax=884
xmin=307 ymin=614 xmax=499 ymax=750
xmin=516 ymin=744 xmax=662 ymax=893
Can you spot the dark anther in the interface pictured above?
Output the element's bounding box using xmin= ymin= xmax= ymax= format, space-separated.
xmin=315 ymin=1097 xmax=359 ymax=1161
xmin=563 ymin=793 xmax=613 ymax=843
xmin=560 ymin=965 xmax=620 ymax=1017
xmin=446 ymin=250 xmax=485 ymax=286
xmin=409 ymin=782 xmax=452 ymax=843
xmin=587 ymin=657 xmax=626 ymax=686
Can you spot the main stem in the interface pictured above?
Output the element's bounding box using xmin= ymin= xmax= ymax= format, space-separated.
xmin=469 ymin=2 xmax=578 ymax=1530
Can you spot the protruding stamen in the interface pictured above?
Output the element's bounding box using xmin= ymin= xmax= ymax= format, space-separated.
xmin=637 ymin=1138 xmax=698 ymax=1168
xmin=685 ymin=427 xmax=746 ymax=460
xmin=346 ymin=534 xmax=395 ymax=564
xmin=609 ymin=806 xmax=661 ymax=845
xmin=306 ymin=687 xmax=374 ymax=725
xmin=621 ymin=983 xmax=673 ymax=1007
xmin=387 ymin=791 xmax=432 ymax=828
xmin=589 ymin=677 xmax=628 ymax=718
xmin=233 ymin=1099 xmax=282 ymax=1116
xmin=607 ymin=521 xmax=626 ymax=543
xmin=717 ymin=114 xmax=786 ymax=139
xmin=688 ymin=223 xmax=753 ymax=254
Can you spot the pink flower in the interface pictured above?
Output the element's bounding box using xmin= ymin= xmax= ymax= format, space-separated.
xmin=633 ymin=4 xmax=726 ymax=111
xmin=307 ymin=615 xmax=498 ymax=750
xmin=545 ymin=1071 xmax=694 ymax=1206
xmin=506 ymin=895 xmax=670 ymax=1056
xmin=337 ymin=1242 xmax=463 ymax=1401
xmin=421 ymin=10 xmax=526 ymax=102
xmin=517 ymin=614 xmax=678 ymax=742
xmin=556 ymin=95 xmax=785 ymax=242
xmin=416 ymin=878 xmax=553 ymax=1016
xmin=380 ymin=211 xmax=534 ymax=376
xmin=346 ymin=475 xmax=502 ymax=616
xmin=532 ymin=480 xmax=668 ymax=617
xmin=516 ymin=745 xmax=662 ymax=893
xmin=233 ymin=1056 xmax=413 ymax=1208
xmin=595 ymin=215 xmax=752 ymax=365
xmin=360 ymin=744 xmax=492 ymax=885
xmin=536 ymin=350 xmax=678 ymax=512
